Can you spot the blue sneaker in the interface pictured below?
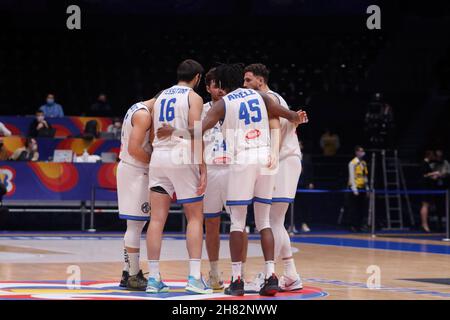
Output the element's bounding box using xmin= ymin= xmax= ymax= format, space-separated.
xmin=146 ymin=274 xmax=169 ymax=294
xmin=185 ymin=275 xmax=213 ymax=294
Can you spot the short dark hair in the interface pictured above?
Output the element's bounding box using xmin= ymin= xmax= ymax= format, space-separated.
xmin=205 ymin=68 xmax=217 ymax=86
xmin=36 ymin=110 xmax=44 ymax=114
xmin=215 ymin=63 xmax=244 ymax=93
xmin=176 ymin=59 xmax=204 ymax=82
xmin=244 ymin=63 xmax=270 ymax=83
xmin=355 ymin=145 xmax=364 ymax=152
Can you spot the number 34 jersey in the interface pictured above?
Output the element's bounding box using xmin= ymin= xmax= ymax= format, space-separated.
xmin=221 ymin=88 xmax=270 ymax=160
xmin=152 ymin=85 xmax=192 ymax=151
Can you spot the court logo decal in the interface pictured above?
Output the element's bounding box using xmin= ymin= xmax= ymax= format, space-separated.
xmin=0 ymin=281 xmax=327 ymax=300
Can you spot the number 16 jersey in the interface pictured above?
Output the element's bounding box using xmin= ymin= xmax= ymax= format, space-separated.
xmin=152 ymin=85 xmax=192 ymax=151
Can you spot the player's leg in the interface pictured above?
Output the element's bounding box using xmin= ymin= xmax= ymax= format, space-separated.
xmin=172 ymin=164 xmax=211 ymax=294
xmin=123 ymin=219 xmax=148 ymax=290
xmin=116 ymin=161 xmax=149 ymax=290
xmin=224 ymin=163 xmax=256 ymax=296
xmin=146 ymin=189 xmax=171 ymax=293
xmin=204 ymin=167 xmax=225 ymax=290
xmin=270 ymin=202 xmax=303 ymax=291
xmin=205 ymin=216 xmax=223 ymax=289
xmin=253 ymin=162 xmax=279 ymax=296
xmin=271 ymin=156 xmax=303 ymax=291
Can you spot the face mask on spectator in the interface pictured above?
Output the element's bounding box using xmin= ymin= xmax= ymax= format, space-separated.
xmin=47 ymin=98 xmax=55 ymax=105
xmin=114 ymin=122 xmax=121 ymax=128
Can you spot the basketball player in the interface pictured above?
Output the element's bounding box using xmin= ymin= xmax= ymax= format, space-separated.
xmin=157 ymin=63 xmax=307 ymax=296
xmin=146 ymin=59 xmax=212 ymax=294
xmin=202 ymin=68 xmax=227 ymax=290
xmin=243 ymin=63 xmax=306 ymax=292
xmin=117 ymin=99 xmax=154 ymax=291
xmin=202 ymin=68 xmax=250 ymax=290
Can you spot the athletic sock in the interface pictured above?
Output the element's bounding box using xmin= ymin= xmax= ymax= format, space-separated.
xmin=241 ymin=262 xmax=246 ymax=280
xmin=123 ymin=247 xmax=130 ymax=272
xmin=128 ymin=252 xmax=140 ymax=276
xmin=265 ymin=260 xmax=275 ymax=278
xmin=148 ymin=260 xmax=160 ymax=279
xmin=210 ymin=260 xmax=219 ymax=277
xmin=231 ymin=262 xmax=242 ymax=280
xmin=189 ymin=259 xmax=201 ymax=280
xmin=283 ymin=258 xmax=298 ymax=279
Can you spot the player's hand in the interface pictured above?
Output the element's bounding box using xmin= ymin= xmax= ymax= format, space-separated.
xmin=268 ymin=152 xmax=279 ymax=170
xmin=297 ymin=110 xmax=309 ymax=126
xmin=353 ymin=191 xmax=359 ymax=196
xmin=197 ymin=163 xmax=207 ymax=195
xmin=157 ymin=124 xmax=175 ymax=139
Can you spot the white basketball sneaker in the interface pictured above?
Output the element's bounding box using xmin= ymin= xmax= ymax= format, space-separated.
xmin=244 ymin=272 xmax=265 ymax=293
xmin=279 ymin=274 xmax=303 ymax=292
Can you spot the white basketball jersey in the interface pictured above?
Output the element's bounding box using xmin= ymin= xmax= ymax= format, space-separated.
xmin=202 ymin=101 xmax=231 ymax=165
xmin=267 ymin=90 xmax=301 ymax=160
xmin=119 ymin=102 xmax=151 ymax=168
xmin=221 ymin=88 xmax=270 ymax=158
xmin=152 ymin=85 xmax=192 ymax=151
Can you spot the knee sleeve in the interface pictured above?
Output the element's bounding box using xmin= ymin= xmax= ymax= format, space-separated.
xmin=270 ymin=203 xmax=291 ymax=259
xmin=229 ymin=206 xmax=247 ymax=233
xmin=254 ymin=202 xmax=272 ymax=232
xmin=270 ymin=203 xmax=289 ymax=227
xmin=124 ymin=220 xmax=147 ymax=249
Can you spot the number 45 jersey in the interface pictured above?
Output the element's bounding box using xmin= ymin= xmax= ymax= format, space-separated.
xmin=152 ymin=85 xmax=192 ymax=151
xmin=221 ymin=88 xmax=270 ymax=163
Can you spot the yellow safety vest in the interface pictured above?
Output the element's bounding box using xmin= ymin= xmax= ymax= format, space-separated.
xmin=349 ymin=157 xmax=368 ymax=189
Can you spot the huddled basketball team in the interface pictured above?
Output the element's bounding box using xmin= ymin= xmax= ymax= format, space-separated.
xmin=116 ymin=60 xmax=308 ymax=296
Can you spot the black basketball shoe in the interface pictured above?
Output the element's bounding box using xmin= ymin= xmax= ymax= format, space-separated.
xmin=127 ymin=270 xmax=148 ymax=291
xmin=224 ymin=276 xmax=245 ymax=296
xmin=259 ymin=274 xmax=279 ymax=296
xmin=119 ymin=270 xmax=129 ymax=288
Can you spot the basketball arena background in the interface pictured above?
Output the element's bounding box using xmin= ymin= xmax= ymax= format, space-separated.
xmin=0 ymin=0 xmax=450 ymax=312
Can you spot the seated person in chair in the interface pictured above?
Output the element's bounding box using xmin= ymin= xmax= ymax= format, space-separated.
xmin=10 ymin=138 xmax=39 ymax=161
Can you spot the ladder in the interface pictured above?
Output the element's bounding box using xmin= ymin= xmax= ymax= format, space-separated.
xmin=381 ymin=149 xmax=413 ymax=229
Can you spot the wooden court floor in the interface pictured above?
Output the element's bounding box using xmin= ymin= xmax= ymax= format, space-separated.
xmin=0 ymin=232 xmax=449 ymax=300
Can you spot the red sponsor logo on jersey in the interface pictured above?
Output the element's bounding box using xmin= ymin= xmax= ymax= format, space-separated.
xmin=245 ymin=129 xmax=261 ymax=140
xmin=213 ymin=156 xmax=232 ymax=165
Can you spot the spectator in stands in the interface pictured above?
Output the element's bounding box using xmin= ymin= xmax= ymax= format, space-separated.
xmin=0 ymin=121 xmax=12 ymax=137
xmin=420 ymin=150 xmax=439 ymax=233
xmin=107 ymin=117 xmax=122 ymax=140
xmin=89 ymin=93 xmax=112 ymax=116
xmin=10 ymin=138 xmax=39 ymax=161
xmin=28 ymin=110 xmax=54 ymax=138
xmin=39 ymin=93 xmax=64 ymax=118
xmin=346 ymin=146 xmax=369 ymax=232
xmin=320 ymin=128 xmax=340 ymax=156
xmin=0 ymin=138 xmax=9 ymax=161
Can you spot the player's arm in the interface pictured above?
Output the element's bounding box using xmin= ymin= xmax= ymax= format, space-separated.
xmin=156 ymin=98 xmax=225 ymax=139
xmin=268 ymin=114 xmax=281 ymax=169
xmin=259 ymin=91 xmax=308 ymax=125
xmin=128 ymin=109 xmax=151 ymax=164
xmin=266 ymin=93 xmax=283 ymax=153
xmin=143 ymin=98 xmax=156 ymax=147
xmin=187 ymin=91 xmax=208 ymax=195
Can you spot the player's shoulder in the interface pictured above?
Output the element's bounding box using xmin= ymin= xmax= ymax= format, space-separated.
xmin=188 ymin=90 xmax=203 ymax=104
xmin=350 ymin=157 xmax=359 ymax=165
